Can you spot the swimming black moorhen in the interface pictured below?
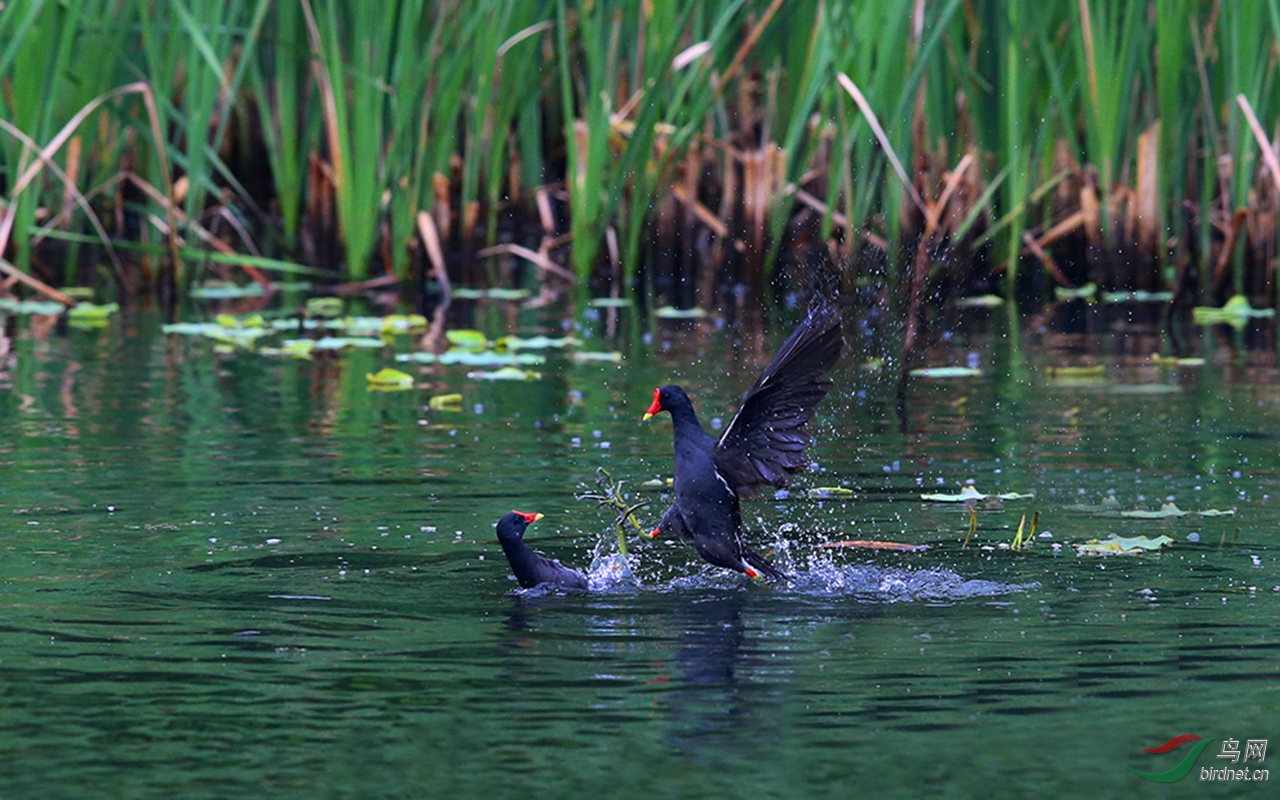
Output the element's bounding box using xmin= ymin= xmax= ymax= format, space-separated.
xmin=642 ymin=305 xmax=844 ymax=580
xmin=495 ymin=511 xmax=589 ymax=590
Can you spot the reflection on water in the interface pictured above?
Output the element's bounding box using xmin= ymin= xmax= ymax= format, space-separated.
xmin=0 ymin=306 xmax=1277 ymax=798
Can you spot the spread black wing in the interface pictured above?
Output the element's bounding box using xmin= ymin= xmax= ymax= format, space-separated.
xmin=713 ymin=305 xmax=843 ymax=498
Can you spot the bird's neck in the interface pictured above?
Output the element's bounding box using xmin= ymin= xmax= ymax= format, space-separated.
xmin=499 ymin=537 xmax=538 ymax=583
xmin=668 ymin=402 xmax=716 ymax=468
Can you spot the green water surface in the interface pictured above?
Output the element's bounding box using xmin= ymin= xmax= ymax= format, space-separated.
xmin=0 ymin=305 xmax=1276 ymax=799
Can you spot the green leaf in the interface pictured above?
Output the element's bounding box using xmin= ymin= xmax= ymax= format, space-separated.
xmin=466 ymin=366 xmax=541 ymax=381
xmin=654 ymin=305 xmax=705 ymax=319
xmin=446 ymin=329 xmax=489 ymax=350
xmin=366 ymin=368 xmax=415 ymax=388
xmin=910 ymin=367 xmax=984 ymax=378
xmin=1075 ymin=535 xmax=1175 ymax=556
xmin=921 ymin=486 xmax=1034 ymax=502
xmin=428 ymin=393 xmax=464 ymax=410
xmin=570 ymin=351 xmax=623 ymax=364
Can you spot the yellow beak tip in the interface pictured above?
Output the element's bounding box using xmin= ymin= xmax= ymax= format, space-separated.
xmin=642 ymin=412 xmax=655 ymax=422
xmin=533 ymin=513 xmax=544 ymax=521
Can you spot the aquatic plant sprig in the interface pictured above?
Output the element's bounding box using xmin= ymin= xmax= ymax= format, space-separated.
xmin=576 ymin=467 xmax=652 ymax=557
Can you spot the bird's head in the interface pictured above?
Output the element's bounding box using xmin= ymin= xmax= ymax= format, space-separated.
xmin=496 ymin=510 xmax=543 ymax=543
xmin=641 ymin=385 xmax=687 ymax=421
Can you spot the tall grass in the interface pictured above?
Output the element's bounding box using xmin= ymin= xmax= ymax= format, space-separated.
xmin=3 ymin=1 xmax=1280 ymax=314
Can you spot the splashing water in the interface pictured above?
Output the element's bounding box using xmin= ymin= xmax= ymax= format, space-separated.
xmin=573 ymin=528 xmax=1036 ymax=602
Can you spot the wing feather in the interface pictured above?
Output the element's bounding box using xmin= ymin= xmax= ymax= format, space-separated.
xmin=713 ymin=305 xmax=843 ymax=498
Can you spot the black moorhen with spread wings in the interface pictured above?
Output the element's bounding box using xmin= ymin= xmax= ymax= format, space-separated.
xmin=495 ymin=511 xmax=589 ymax=590
xmin=642 ymin=305 xmax=844 ymax=580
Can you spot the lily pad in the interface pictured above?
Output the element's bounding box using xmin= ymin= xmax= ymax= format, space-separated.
xmin=1121 ymin=503 xmax=1236 ymax=519
xmin=570 ymin=351 xmax=623 ymax=364
xmin=453 ymin=287 xmax=532 ymax=300
xmin=306 ymin=297 xmax=345 ymax=318
xmin=807 ymin=487 xmax=856 ymax=499
xmin=396 ymin=350 xmax=546 ymax=366
xmin=69 ymin=300 xmax=120 ymax=326
xmin=466 ymin=366 xmax=541 ymax=381
xmin=1193 ymin=295 xmax=1275 ymax=327
xmin=0 ymin=298 xmax=65 ymax=315
xmin=952 ymin=294 xmax=1004 ymax=308
xmin=498 ymin=335 xmax=583 ymax=350
xmin=190 ymin=281 xmax=266 ymax=299
xmin=1121 ymin=503 xmax=1187 ymax=519
xmin=1046 ymin=365 xmax=1104 ymax=378
xmin=910 ymin=366 xmax=983 ymax=378
xmin=921 ymin=486 xmax=1034 ymax=502
xmin=428 ymin=393 xmax=464 ymax=410
xmin=366 ymin=368 xmax=415 ymax=389
xmin=1075 ymin=534 xmax=1175 ymax=556
xmin=1102 ymin=290 xmax=1173 ymax=303
xmin=446 ymin=329 xmax=489 ymax=350
xmin=301 ymin=336 xmax=387 ymax=351
xmin=258 ymin=340 xmax=315 ymax=359
xmin=1054 ymin=282 xmax=1097 ymax=301
xmin=1150 ymin=354 xmax=1206 ymax=366
xmin=67 ymin=302 xmax=119 ymax=320
xmin=654 ymin=305 xmax=705 ymax=319
xmin=590 ymin=297 xmax=634 ymax=308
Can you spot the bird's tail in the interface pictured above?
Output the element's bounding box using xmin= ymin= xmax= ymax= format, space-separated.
xmin=742 ymin=548 xmax=789 ymax=582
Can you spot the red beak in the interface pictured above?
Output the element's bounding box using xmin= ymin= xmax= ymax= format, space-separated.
xmin=513 ymin=510 xmax=544 ymax=523
xmin=642 ymin=388 xmax=662 ymax=421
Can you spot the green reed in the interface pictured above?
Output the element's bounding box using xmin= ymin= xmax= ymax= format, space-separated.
xmin=3 ymin=0 xmax=1280 ymax=311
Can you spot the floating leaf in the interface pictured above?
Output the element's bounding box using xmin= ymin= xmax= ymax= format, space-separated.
xmin=498 ymin=335 xmax=583 ymax=350
xmin=0 ymin=298 xmax=66 ymax=315
xmin=1075 ymin=534 xmax=1175 ymax=556
xmin=259 ymin=340 xmax=315 ymax=359
xmin=590 ymin=297 xmax=634 ymax=308
xmin=306 ymin=297 xmax=344 ymax=318
xmin=1109 ymin=384 xmax=1179 ymax=395
xmin=910 ymin=366 xmax=983 ymax=378
xmin=1193 ymin=295 xmax=1275 ymax=327
xmin=807 ymin=487 xmax=856 ymax=499
xmin=571 ymin=351 xmax=623 ymax=364
xmin=446 ymin=329 xmax=489 ymax=350
xmin=1046 ymin=364 xmax=1104 ymax=378
xmin=1150 ymin=354 xmax=1206 ymax=366
xmin=818 ymin=540 xmax=929 ymax=551
xmin=67 ymin=302 xmax=119 ymax=321
xmin=467 ymin=366 xmax=541 ymax=381
xmin=1102 ymin=290 xmax=1173 ymax=303
xmin=1121 ymin=503 xmax=1236 ymax=519
xmin=366 ymin=368 xmax=415 ymax=389
xmin=428 ymin=393 xmax=464 ymax=410
xmin=380 ymin=314 xmax=429 ymax=335
xmin=453 ymin=287 xmax=532 ymax=300
xmin=953 ymin=294 xmax=1004 ymax=308
xmin=190 ymin=281 xmax=266 ymax=299
xmin=654 ymin=305 xmax=705 ymax=318
xmin=301 ymin=336 xmax=387 ymax=350
xmin=59 ymin=286 xmax=96 ymax=300
xmin=1062 ymin=496 xmax=1123 ymax=515
xmin=396 ymin=351 xmax=546 ymax=366
xmin=921 ymin=486 xmax=1033 ymax=502
xmin=1121 ymin=503 xmax=1187 ymax=519
xmin=1054 ymin=282 xmax=1097 ymax=301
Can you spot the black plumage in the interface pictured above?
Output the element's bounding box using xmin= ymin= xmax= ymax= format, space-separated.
xmin=644 ymin=305 xmax=844 ymax=580
xmin=495 ymin=511 xmax=589 ymax=590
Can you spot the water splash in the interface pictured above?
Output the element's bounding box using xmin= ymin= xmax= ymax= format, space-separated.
xmin=573 ymin=530 xmax=1035 ymax=602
